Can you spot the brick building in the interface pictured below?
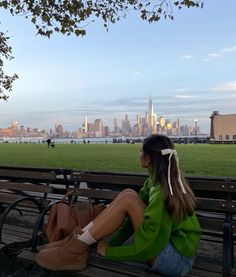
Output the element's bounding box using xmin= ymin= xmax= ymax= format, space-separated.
xmin=210 ymin=111 xmax=236 ymax=142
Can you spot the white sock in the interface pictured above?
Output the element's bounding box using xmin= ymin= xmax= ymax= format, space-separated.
xmin=78 ymin=230 xmax=97 ymax=245
xmin=81 ymin=221 xmax=94 ymax=233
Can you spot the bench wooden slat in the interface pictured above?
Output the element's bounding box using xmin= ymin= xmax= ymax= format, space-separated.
xmin=0 ymin=193 xmax=43 ymax=210
xmin=0 ymin=193 xmax=22 ymax=204
xmin=2 ymin=224 xmax=42 ymax=237
xmin=0 ymin=169 xmax=57 ymax=181
xmin=0 ymin=181 xmax=52 ymax=193
xmin=75 ymin=267 xmax=129 ymax=277
xmin=189 ymin=268 xmax=222 ymax=277
xmin=198 ymin=217 xmax=224 ymax=233
xmin=2 ymin=234 xmax=31 ymax=243
xmin=71 ymin=172 xmax=146 ymax=186
xmin=70 ymin=190 xmax=236 ymax=213
xmin=3 ymin=224 xmax=34 ymax=235
xmin=88 ymin=254 xmax=159 ymax=277
xmin=0 ymin=165 xmax=72 ymax=174
xmin=193 ymin=260 xmax=223 ymax=273
xmin=3 ymin=228 xmax=32 ymax=240
xmin=69 ymin=188 xmax=119 ymax=200
xmin=196 ymin=198 xmax=236 ymax=212
xmin=17 ymin=250 xmax=130 ymax=277
xmin=69 ymin=189 xmax=236 ymax=214
xmin=189 ymin=179 xmax=236 ymax=192
xmin=17 ymin=249 xmax=227 ymax=277
xmin=2 ymin=233 xmax=32 ymax=244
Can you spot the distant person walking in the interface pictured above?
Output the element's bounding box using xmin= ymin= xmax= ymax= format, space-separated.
xmin=46 ymin=138 xmax=51 ymax=148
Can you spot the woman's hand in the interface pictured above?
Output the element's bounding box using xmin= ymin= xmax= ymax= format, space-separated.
xmin=97 ymin=239 xmax=108 ymax=256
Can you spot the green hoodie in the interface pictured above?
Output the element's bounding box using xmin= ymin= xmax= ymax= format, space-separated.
xmin=105 ymin=177 xmax=201 ymax=261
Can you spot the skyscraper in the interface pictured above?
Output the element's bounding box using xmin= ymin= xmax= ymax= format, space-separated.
xmin=113 ymin=118 xmax=117 ymax=132
xmin=94 ymin=119 xmax=103 ymax=137
xmin=148 ymin=96 xmax=154 ymax=119
xmin=83 ymin=116 xmax=88 ymax=132
xmin=147 ymin=95 xmax=157 ymax=134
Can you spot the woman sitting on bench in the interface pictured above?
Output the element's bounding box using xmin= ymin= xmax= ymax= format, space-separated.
xmin=37 ymin=134 xmax=201 ymax=276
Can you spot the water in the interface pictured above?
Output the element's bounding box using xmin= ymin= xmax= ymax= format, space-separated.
xmin=0 ymin=136 xmax=144 ymax=144
xmin=0 ymin=135 xmax=210 ymax=144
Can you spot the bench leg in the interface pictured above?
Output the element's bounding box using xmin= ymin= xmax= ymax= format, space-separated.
xmin=223 ymin=216 xmax=232 ymax=277
xmin=0 ymin=197 xmax=41 ymax=243
xmin=231 ymin=236 xmax=234 ymax=268
xmin=32 ymin=201 xmax=60 ymax=252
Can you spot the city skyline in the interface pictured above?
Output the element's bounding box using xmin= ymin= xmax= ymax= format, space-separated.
xmin=0 ymin=113 xmax=202 ymax=139
xmin=0 ymin=96 xmax=203 ymax=138
xmin=0 ymin=1 xmax=236 ymax=133
xmin=0 ymin=98 xmax=202 ymax=131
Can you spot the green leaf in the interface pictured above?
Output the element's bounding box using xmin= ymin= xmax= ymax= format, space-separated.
xmin=31 ymin=17 xmax=36 ymax=24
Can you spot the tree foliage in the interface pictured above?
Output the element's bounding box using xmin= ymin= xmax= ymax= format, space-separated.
xmin=0 ymin=30 xmax=18 ymax=100
xmin=0 ymin=0 xmax=203 ymax=100
xmin=0 ymin=0 xmax=203 ymax=37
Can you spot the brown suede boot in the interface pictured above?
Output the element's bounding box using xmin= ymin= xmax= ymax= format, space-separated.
xmin=41 ymin=227 xmax=82 ymax=250
xmin=36 ymin=232 xmax=89 ymax=271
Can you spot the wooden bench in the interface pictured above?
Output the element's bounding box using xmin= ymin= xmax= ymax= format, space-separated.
xmin=0 ymin=166 xmax=72 ymax=207
xmin=0 ymin=165 xmax=72 ymax=186
xmin=15 ymin=170 xmax=236 ymax=277
xmin=0 ymin=167 xmax=73 ymax=254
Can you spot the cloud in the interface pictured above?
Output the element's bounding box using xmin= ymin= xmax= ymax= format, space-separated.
xmin=172 ymin=88 xmax=198 ymax=98
xmin=175 ymin=95 xmax=195 ymax=98
xmin=180 ymin=55 xmax=194 ymax=60
xmin=221 ymin=45 xmax=236 ymax=53
xmin=213 ymin=81 xmax=236 ymax=92
xmin=203 ymin=45 xmax=236 ymax=61
xmin=173 ymin=88 xmax=189 ymax=92
xmin=207 ymin=53 xmax=222 ymax=58
xmin=132 ymin=70 xmax=142 ymax=76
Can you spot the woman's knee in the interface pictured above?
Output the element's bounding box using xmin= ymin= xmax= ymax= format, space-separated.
xmin=118 ymin=190 xmax=143 ymax=206
xmin=120 ymin=192 xmax=145 ymax=229
xmin=119 ymin=188 xmax=138 ymax=197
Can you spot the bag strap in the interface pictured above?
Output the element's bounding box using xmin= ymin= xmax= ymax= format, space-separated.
xmin=62 ymin=188 xmax=98 ymax=220
xmin=59 ymin=191 xmax=74 ymax=204
xmin=62 ymin=189 xmax=94 ymax=216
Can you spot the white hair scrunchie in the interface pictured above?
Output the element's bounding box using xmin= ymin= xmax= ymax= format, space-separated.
xmin=161 ymin=149 xmax=186 ymax=196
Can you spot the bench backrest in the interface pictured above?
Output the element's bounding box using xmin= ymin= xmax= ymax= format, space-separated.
xmin=0 ymin=169 xmax=57 ymax=182
xmin=70 ymin=171 xmax=236 ymax=205
xmin=70 ymin=171 xmax=236 ymax=235
xmin=0 ymin=166 xmax=72 ymax=187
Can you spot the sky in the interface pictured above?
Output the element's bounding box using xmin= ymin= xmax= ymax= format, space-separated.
xmin=0 ymin=1 xmax=236 ymax=134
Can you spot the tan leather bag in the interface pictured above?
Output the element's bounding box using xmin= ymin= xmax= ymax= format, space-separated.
xmin=45 ymin=195 xmax=106 ymax=242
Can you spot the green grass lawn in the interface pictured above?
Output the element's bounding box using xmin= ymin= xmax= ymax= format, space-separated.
xmin=0 ymin=143 xmax=235 ymax=177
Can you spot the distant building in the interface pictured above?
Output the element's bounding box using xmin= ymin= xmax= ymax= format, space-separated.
xmin=93 ymin=119 xmax=103 ymax=137
xmin=210 ymin=111 xmax=236 ymax=142
xmin=84 ymin=116 xmax=88 ymax=132
xmin=146 ymin=95 xmax=157 ymax=134
xmin=55 ymin=123 xmax=64 ymax=137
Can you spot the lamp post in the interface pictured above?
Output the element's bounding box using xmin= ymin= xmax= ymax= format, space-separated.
xmin=82 ymin=124 xmax=85 ymax=138
xmin=194 ymin=119 xmax=198 ymax=143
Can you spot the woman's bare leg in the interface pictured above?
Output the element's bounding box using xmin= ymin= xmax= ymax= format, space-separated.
xmin=92 ymin=189 xmax=140 ymax=224
xmin=89 ymin=189 xmax=146 ymax=240
xmin=36 ymin=189 xmax=146 ymax=271
xmin=43 ymin=189 xmax=140 ymax=249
